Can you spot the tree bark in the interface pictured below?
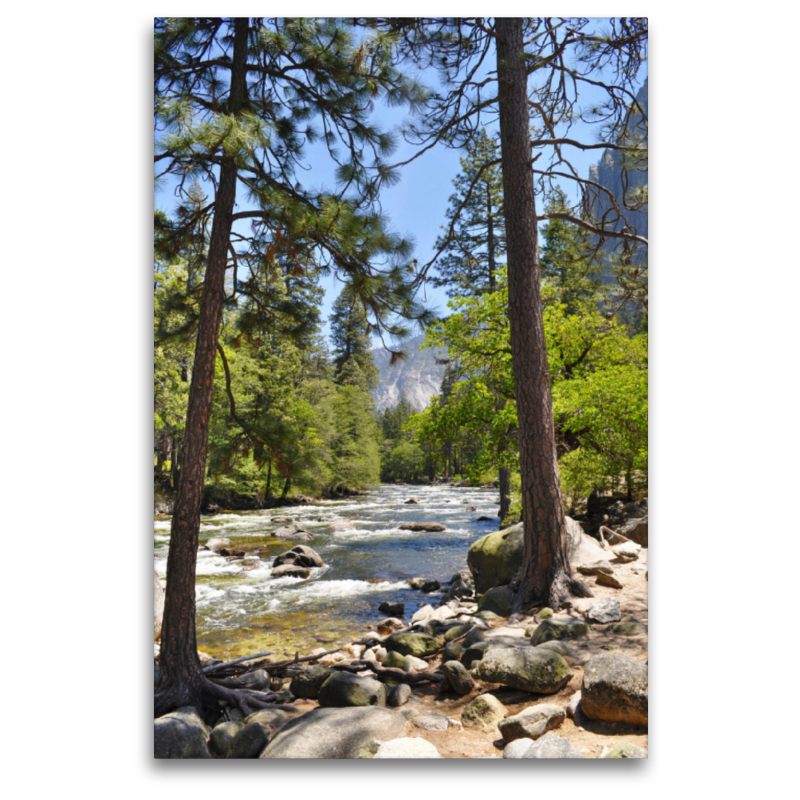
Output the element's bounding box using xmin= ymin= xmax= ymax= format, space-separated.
xmin=499 ymin=464 xmax=511 ymax=523
xmin=495 ymin=18 xmax=591 ymax=611
xmin=155 ymin=17 xmax=250 ymax=718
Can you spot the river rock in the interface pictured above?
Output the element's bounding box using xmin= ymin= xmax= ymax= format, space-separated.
xmin=409 ymin=711 xmax=450 ymax=732
xmin=530 ymin=617 xmax=590 ymax=646
xmin=477 ymin=585 xmax=514 ymax=616
xmin=378 ymin=600 xmax=404 ymax=617
xmin=442 ymin=640 xmax=463 ymax=663
xmin=154 ymin=706 xmax=211 ymax=759
xmin=581 ymin=653 xmax=648 ymax=726
xmin=385 ymin=632 xmax=443 ymax=658
xmin=474 ymin=645 xmax=573 ymax=694
xmin=610 ymin=619 xmax=646 ymax=635
xmin=441 ymin=660 xmax=475 ymax=696
xmin=209 ymin=720 xmax=244 ymax=757
xmin=612 ymin=541 xmax=641 ymax=562
xmin=602 ymin=743 xmax=648 ymax=758
xmin=382 ymin=651 xmax=414 ymax=671
xmin=273 ymin=545 xmax=324 ymax=568
xmin=271 ymin=515 xmax=294 ymax=523
xmin=330 ymin=519 xmax=357 ymax=531
xmin=400 ymin=522 xmax=446 ymax=532
xmin=566 ymin=690 xmax=581 ymax=719
xmin=503 ymin=738 xmax=536 ymax=758
xmin=577 ymin=560 xmax=614 ymax=576
xmin=463 ymin=627 xmax=487 ymax=647
xmin=461 ymin=693 xmax=507 ymax=729
xmin=442 ymin=569 xmax=475 ymax=601
xmin=596 ymin=572 xmax=624 ymax=588
xmin=467 ymin=525 xmax=523 ymax=593
xmin=221 ymin=669 xmax=270 ymax=691
xmin=522 ymin=732 xmax=581 ymax=759
xmin=244 ymin=707 xmax=302 ymax=738
xmin=317 ymin=672 xmax=387 ymax=708
xmin=270 ymin=564 xmax=310 ymax=579
xmin=461 ymin=640 xmax=492 ymax=668
xmin=617 ymin=516 xmax=648 ymax=547
xmin=227 ymin=722 xmax=269 ymax=759
xmin=442 ymin=622 xmax=472 ymax=642
xmin=404 ymin=498 xmax=419 ymax=504
xmin=587 ymin=598 xmax=621 ymax=624
xmin=387 ymin=683 xmax=412 ymax=707
xmin=373 ymin=738 xmax=443 ymax=758
xmin=154 ymin=569 xmax=164 ymax=641
xmin=260 ymin=706 xmax=407 ymax=759
xmin=408 ymin=577 xmax=441 ymax=592
xmin=290 ymin=665 xmax=335 ymax=699
xmin=498 ymin=704 xmax=566 ymax=742
xmin=411 ymin=604 xmax=436 ymax=625
xmin=206 ymin=537 xmax=232 ymax=552
xmin=377 ymin=617 xmax=405 ymax=635
xmin=273 ymin=524 xmax=313 ymax=542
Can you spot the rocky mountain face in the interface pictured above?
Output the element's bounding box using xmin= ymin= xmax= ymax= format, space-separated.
xmin=585 ymin=78 xmax=648 ymax=282
xmin=370 ymin=334 xmax=446 ymax=412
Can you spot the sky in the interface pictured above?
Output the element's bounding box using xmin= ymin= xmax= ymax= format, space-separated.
xmin=154 ymin=20 xmax=647 ymax=346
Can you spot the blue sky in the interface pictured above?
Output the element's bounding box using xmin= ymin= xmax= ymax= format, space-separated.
xmin=154 ymin=20 xmax=647 ymax=345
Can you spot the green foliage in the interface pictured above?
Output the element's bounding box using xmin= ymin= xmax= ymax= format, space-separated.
xmin=387 ymin=440 xmax=426 ymax=482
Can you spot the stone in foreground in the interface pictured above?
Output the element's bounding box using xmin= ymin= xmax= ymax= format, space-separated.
xmin=209 ymin=720 xmax=243 ymax=757
xmin=290 ymin=665 xmax=334 ymax=699
xmin=373 ymin=738 xmax=443 ymax=758
xmin=154 ymin=706 xmax=211 ymax=759
xmin=529 ymin=617 xmax=590 ymax=646
xmin=260 ymin=706 xmax=407 ymax=759
xmin=586 ymin=597 xmax=622 ymax=624
xmin=474 ymin=646 xmax=572 ymax=694
xmin=522 ymin=732 xmax=581 ymax=759
xmin=602 ymin=743 xmax=648 ymax=758
xmin=227 ymin=722 xmax=268 ymax=758
xmin=503 ymin=738 xmax=536 ymax=758
xmin=317 ymin=672 xmax=387 ymax=708
xmin=476 ymin=585 xmax=514 ymax=616
xmin=498 ymin=704 xmax=566 ymax=743
xmin=581 ymin=653 xmax=648 ymax=726
xmin=441 ymin=660 xmax=475 ymax=696
xmin=385 ymin=632 xmax=443 ymax=658
xmin=461 ymin=693 xmax=507 ymax=729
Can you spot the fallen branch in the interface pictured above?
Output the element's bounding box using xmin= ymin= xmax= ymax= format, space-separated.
xmin=332 ymin=659 xmax=442 ymax=684
xmin=599 ymin=525 xmax=632 ymax=545
xmin=203 ymin=650 xmax=274 ymax=675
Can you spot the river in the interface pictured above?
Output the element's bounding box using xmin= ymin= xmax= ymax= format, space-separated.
xmin=154 ymin=483 xmax=500 ymax=660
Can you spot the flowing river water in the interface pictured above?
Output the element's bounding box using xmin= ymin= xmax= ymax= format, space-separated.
xmin=154 ymin=483 xmax=501 ymax=660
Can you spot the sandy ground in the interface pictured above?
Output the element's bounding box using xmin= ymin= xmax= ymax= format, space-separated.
xmin=393 ymin=549 xmax=648 ymax=758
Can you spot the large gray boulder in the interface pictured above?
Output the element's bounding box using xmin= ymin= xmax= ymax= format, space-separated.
xmin=270 ymin=564 xmax=310 ymax=578
xmin=227 ymin=722 xmax=269 ymax=759
xmin=154 ymin=706 xmax=211 ymax=759
xmin=273 ymin=524 xmax=313 ymax=542
xmin=581 ymin=653 xmax=648 ymax=726
xmin=468 ymin=517 xmax=604 ymax=593
xmin=317 ymin=672 xmax=387 ymax=708
xmin=522 ymin=732 xmax=581 ymax=758
xmin=206 ymin=537 xmax=232 ymax=552
xmin=273 ymin=545 xmax=324 ymax=568
xmin=587 ymin=598 xmax=621 ymax=624
xmin=260 ymin=706 xmax=407 ymax=759
xmin=154 ymin=569 xmax=164 ymax=642
xmin=474 ymin=645 xmax=572 ymax=694
xmin=617 ymin=516 xmax=648 ymax=547
xmin=399 ymin=522 xmax=446 ymax=532
xmin=477 ymin=585 xmax=514 ymax=616
xmin=498 ymin=704 xmax=566 ymax=743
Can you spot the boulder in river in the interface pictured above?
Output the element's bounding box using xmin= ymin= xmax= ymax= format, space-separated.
xmin=404 ymin=497 xmax=419 ymax=504
xmin=273 ymin=524 xmax=313 ymax=542
xmin=399 ymin=522 xmax=446 ymax=532
xmin=378 ymin=600 xmax=404 ymax=616
xmin=260 ymin=706 xmax=407 ymax=759
xmin=154 ymin=569 xmax=164 ymax=642
xmin=408 ymin=577 xmax=440 ymax=592
xmin=270 ymin=564 xmax=310 ymax=579
xmin=330 ymin=519 xmax=357 ymax=531
xmin=273 ymin=545 xmax=324 ymax=569
xmin=206 ymin=537 xmax=232 ymax=552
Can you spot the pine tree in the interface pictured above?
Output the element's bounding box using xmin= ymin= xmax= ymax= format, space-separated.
xmin=329 ymin=287 xmax=379 ymax=390
xmin=154 ymin=17 xmax=429 ymax=718
xmin=431 ymin=129 xmax=505 ymax=296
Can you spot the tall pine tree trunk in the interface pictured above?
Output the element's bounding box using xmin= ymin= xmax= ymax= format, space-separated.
xmin=495 ymin=18 xmax=591 ymax=611
xmin=155 ymin=18 xmax=249 ymax=717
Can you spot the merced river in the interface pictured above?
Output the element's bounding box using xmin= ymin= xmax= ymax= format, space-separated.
xmin=154 ymin=483 xmax=500 ymax=660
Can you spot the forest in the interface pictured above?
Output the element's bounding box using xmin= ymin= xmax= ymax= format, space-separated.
xmin=154 ymin=17 xmax=648 ymax=718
